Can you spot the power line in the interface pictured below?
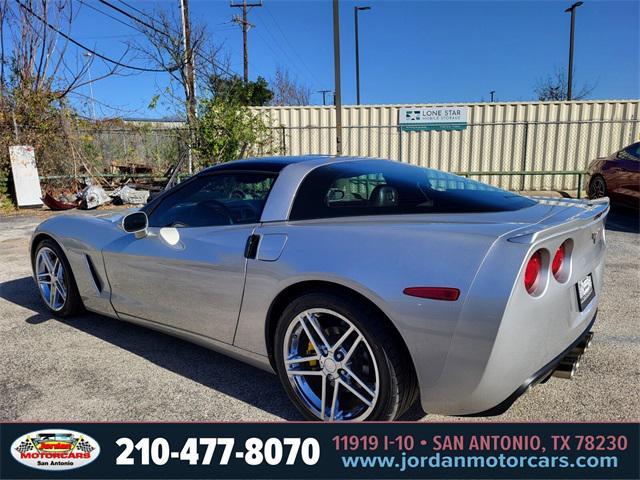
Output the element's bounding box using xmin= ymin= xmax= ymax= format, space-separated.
xmin=90 ymin=0 xmax=241 ymax=79
xmin=255 ymin=15 xmax=310 ymax=85
xmin=16 ymin=0 xmax=176 ymax=72
xmin=115 ymin=0 xmax=156 ymax=23
xmin=96 ymin=0 xmax=167 ymax=37
xmin=77 ymin=0 xmax=140 ymax=31
xmin=77 ymin=33 xmax=144 ymax=40
xmin=98 ymin=0 xmax=169 ymax=36
xmin=262 ymin=5 xmax=317 ymax=86
xmin=69 ymin=90 xmax=144 ymax=116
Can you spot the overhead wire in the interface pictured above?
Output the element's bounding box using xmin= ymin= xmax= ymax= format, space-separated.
xmin=261 ymin=5 xmax=318 ymax=86
xmin=96 ymin=0 xmax=166 ymax=37
xmin=16 ymin=0 xmax=177 ymax=73
xmin=115 ymin=0 xmax=157 ymax=23
xmin=76 ymin=0 xmax=140 ymax=31
xmin=95 ymin=0 xmax=242 ymax=79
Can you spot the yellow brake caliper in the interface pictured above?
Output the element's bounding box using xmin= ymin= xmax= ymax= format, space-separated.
xmin=306 ymin=342 xmax=318 ymax=367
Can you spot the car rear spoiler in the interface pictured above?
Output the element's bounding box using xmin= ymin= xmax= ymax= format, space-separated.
xmin=507 ymin=197 xmax=610 ymax=245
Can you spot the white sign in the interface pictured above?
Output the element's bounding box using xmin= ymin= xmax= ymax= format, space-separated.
xmin=9 ymin=145 xmax=42 ymax=207
xmin=399 ymin=106 xmax=469 ymax=131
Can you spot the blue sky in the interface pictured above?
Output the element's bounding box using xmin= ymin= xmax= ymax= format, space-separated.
xmin=48 ymin=0 xmax=640 ymax=117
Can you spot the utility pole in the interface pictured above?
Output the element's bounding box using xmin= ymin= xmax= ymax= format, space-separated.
xmin=231 ymin=0 xmax=262 ymax=84
xmin=180 ymin=0 xmax=196 ymax=173
xmin=318 ymin=90 xmax=332 ymax=106
xmin=564 ymin=1 xmax=583 ymax=101
xmin=332 ymin=0 xmax=343 ymax=155
xmin=354 ymin=6 xmax=370 ymax=105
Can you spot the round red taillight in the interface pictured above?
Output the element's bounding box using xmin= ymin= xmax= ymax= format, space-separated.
xmin=524 ymin=250 xmax=542 ymax=294
xmin=552 ymin=243 xmax=565 ymax=278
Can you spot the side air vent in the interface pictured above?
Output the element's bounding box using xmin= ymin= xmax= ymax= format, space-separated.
xmin=85 ymin=255 xmax=103 ymax=293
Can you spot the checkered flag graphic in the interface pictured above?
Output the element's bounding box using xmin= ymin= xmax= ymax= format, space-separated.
xmin=15 ymin=440 xmax=34 ymax=453
xmin=75 ymin=439 xmax=94 ymax=453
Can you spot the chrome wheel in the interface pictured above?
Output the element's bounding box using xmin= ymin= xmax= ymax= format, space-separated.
xmin=35 ymin=247 xmax=67 ymax=311
xmin=283 ymin=308 xmax=380 ymax=421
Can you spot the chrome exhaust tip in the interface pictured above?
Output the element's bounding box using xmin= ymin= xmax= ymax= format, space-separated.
xmin=566 ymin=353 xmax=581 ymax=370
xmin=551 ymin=333 xmax=593 ymax=380
xmin=552 ymin=361 xmax=576 ymax=380
xmin=577 ymin=332 xmax=594 ymax=351
xmin=570 ymin=346 xmax=585 ymax=357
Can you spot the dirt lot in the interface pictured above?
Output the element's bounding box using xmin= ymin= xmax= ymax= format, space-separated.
xmin=0 ymin=206 xmax=638 ymax=421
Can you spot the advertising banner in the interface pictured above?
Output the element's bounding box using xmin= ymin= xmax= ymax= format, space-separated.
xmin=398 ymin=107 xmax=469 ymax=131
xmin=1 ymin=422 xmax=638 ymax=479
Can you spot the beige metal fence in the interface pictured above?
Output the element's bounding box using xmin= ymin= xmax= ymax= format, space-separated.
xmin=255 ymin=100 xmax=640 ymax=191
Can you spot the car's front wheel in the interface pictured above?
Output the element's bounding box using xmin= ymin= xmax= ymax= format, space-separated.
xmin=33 ymin=239 xmax=83 ymax=317
xmin=588 ymin=175 xmax=607 ymax=199
xmin=274 ymin=292 xmax=417 ymax=421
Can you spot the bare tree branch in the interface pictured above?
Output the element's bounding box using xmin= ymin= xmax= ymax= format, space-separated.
xmin=270 ymin=65 xmax=311 ymax=106
xmin=534 ymin=67 xmax=596 ymax=101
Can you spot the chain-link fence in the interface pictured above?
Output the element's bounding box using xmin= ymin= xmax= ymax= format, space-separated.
xmin=0 ymin=124 xmax=190 ymax=199
xmin=269 ymin=119 xmax=640 ymax=192
xmin=2 ymin=124 xmax=188 ymax=177
xmin=85 ymin=128 xmax=188 ymax=174
xmin=2 ymin=118 xmax=637 ymax=200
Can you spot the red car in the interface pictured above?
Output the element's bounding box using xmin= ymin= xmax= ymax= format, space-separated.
xmin=587 ymin=142 xmax=640 ymax=207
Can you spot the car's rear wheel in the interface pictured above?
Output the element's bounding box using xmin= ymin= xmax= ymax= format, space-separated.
xmin=33 ymin=239 xmax=83 ymax=317
xmin=274 ymin=292 xmax=417 ymax=421
xmin=588 ymin=175 xmax=607 ymax=199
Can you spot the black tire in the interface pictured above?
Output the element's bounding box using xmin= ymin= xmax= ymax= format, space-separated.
xmin=32 ymin=238 xmax=84 ymax=317
xmin=588 ymin=175 xmax=607 ymax=199
xmin=274 ymin=291 xmax=418 ymax=421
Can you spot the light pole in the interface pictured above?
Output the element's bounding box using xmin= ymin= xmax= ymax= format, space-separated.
xmin=333 ymin=0 xmax=343 ymax=155
xmin=490 ymin=90 xmax=495 ymax=102
xmin=83 ymin=52 xmax=96 ymax=120
xmin=354 ymin=5 xmax=370 ymax=105
xmin=564 ymin=1 xmax=583 ymax=101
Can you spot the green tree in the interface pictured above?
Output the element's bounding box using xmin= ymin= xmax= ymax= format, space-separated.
xmin=207 ymin=74 xmax=273 ymax=106
xmin=195 ymin=95 xmax=277 ymax=166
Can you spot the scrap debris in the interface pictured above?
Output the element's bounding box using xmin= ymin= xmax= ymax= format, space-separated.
xmin=42 ymin=192 xmax=78 ymax=211
xmin=110 ymin=185 xmax=150 ymax=205
xmin=36 ymin=151 xmax=184 ymax=211
xmin=80 ymin=185 xmax=111 ymax=210
xmin=42 ymin=180 xmax=153 ymax=211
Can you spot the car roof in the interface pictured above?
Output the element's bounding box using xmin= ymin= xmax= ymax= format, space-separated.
xmin=199 ymin=155 xmax=336 ymax=174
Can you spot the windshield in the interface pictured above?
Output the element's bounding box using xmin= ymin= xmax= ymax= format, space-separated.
xmin=289 ymin=160 xmax=536 ymax=221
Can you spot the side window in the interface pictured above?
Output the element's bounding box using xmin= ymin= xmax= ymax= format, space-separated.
xmin=623 ymin=143 xmax=640 ymax=160
xmin=147 ymin=172 xmax=276 ymax=228
xmin=290 ymin=160 xmax=535 ymax=221
xmin=325 ymin=173 xmax=386 ymax=207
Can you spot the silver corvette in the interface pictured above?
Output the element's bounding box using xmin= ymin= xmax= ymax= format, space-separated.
xmin=30 ymin=156 xmax=608 ymax=421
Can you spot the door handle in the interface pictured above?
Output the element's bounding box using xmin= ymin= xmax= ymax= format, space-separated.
xmin=244 ymin=234 xmax=261 ymax=259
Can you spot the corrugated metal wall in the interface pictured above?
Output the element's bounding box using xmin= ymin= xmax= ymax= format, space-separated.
xmin=253 ymin=100 xmax=640 ymax=190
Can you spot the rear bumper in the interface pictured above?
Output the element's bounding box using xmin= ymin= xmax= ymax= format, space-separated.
xmin=464 ymin=310 xmax=597 ymax=417
xmin=416 ymin=211 xmax=605 ymax=415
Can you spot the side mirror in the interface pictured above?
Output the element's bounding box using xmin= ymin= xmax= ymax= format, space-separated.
xmin=122 ymin=211 xmax=148 ymax=239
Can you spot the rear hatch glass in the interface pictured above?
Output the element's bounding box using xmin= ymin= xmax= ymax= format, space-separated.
xmin=290 ymin=160 xmax=537 ymax=221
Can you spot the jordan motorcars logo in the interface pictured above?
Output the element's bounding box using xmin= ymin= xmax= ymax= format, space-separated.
xmin=10 ymin=429 xmax=100 ymax=471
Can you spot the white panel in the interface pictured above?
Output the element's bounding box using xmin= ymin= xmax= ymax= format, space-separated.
xmin=9 ymin=145 xmax=42 ymax=207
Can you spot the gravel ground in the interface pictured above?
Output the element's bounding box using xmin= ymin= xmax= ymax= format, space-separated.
xmin=0 ymin=206 xmax=638 ymax=422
